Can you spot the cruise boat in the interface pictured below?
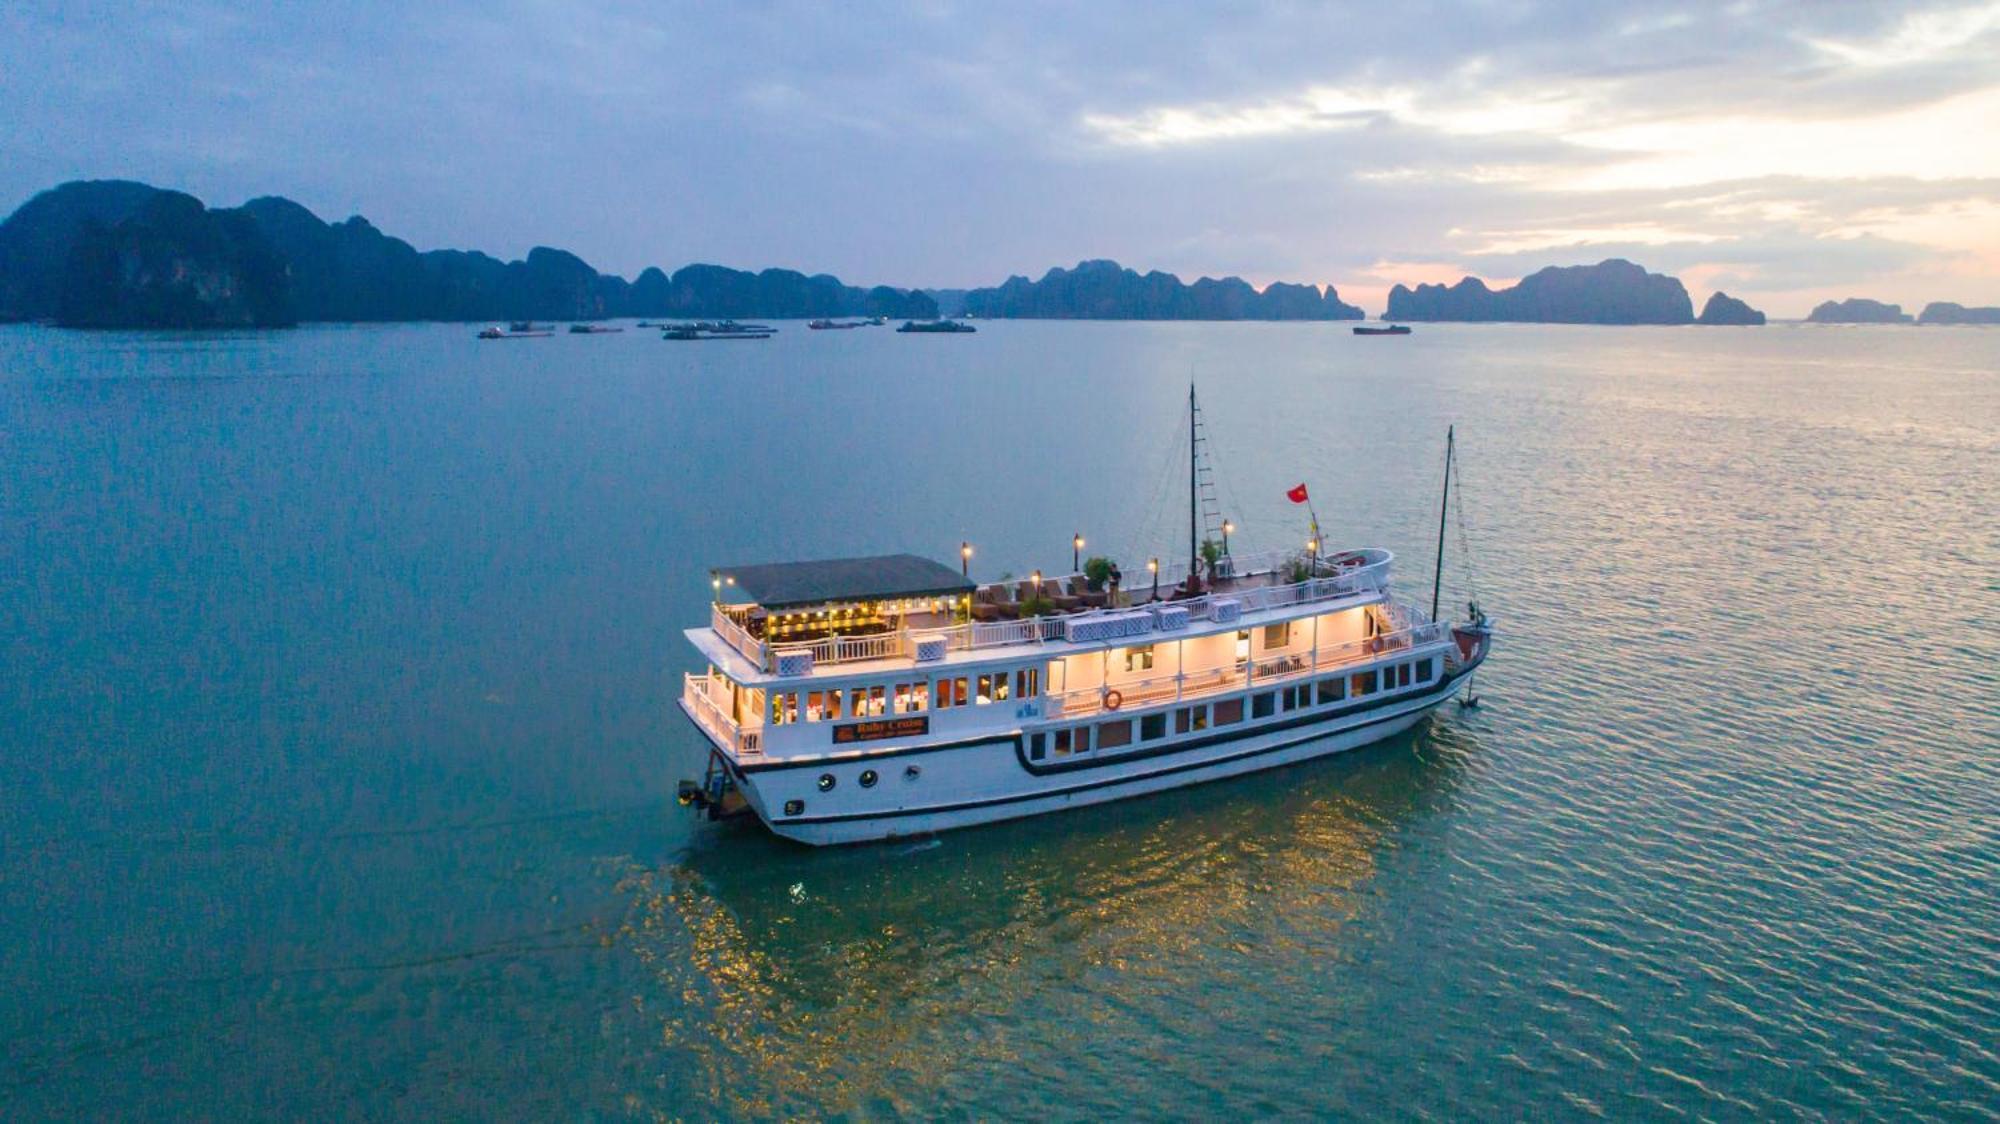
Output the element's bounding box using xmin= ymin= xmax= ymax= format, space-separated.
xmin=676 ymin=394 xmax=1491 ymax=845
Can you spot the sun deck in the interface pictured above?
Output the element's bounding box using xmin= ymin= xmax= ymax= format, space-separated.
xmin=704 ymin=547 xmax=1394 ymax=679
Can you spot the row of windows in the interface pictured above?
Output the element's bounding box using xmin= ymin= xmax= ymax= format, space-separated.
xmin=1027 ymin=657 xmax=1435 ymax=761
xmin=769 ymin=667 xmax=1042 ymax=725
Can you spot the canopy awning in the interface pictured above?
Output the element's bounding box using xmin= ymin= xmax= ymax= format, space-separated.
xmin=719 ymin=553 xmax=974 ymax=611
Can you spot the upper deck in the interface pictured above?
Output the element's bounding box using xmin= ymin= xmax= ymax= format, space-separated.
xmin=698 ymin=547 xmax=1393 ymax=683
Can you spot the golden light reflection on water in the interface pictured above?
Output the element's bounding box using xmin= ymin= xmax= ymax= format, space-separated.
xmin=607 ymin=733 xmax=1470 ymax=1116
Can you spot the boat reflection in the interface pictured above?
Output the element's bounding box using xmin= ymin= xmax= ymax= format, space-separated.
xmin=608 ymin=723 xmax=1476 ymax=1114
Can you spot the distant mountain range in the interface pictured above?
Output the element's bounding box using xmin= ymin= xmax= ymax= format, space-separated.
xmin=959 ymin=259 xmax=1365 ymax=320
xmin=1385 ymin=259 xmax=1703 ymax=325
xmin=6 ymin=180 xmax=1997 ymax=330
xmin=0 ymin=180 xmax=937 ymax=327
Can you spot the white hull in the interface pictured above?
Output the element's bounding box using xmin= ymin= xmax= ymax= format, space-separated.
xmin=685 ymin=669 xmax=1472 ymax=846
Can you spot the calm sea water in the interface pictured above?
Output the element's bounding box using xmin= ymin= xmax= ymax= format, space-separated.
xmin=1 ymin=320 xmax=1995 ymax=1119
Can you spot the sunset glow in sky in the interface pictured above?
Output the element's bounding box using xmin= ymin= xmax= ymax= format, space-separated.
xmin=5 ymin=1 xmax=1998 ymax=316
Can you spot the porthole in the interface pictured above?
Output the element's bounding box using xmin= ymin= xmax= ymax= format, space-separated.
xmin=904 ymin=765 xmax=922 ymax=781
xmin=859 ymin=769 xmax=878 ymax=788
xmin=783 ymin=799 xmax=804 ymax=816
xmin=817 ymin=773 xmax=836 ymax=792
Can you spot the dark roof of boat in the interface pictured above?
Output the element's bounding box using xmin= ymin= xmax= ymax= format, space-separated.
xmin=720 ymin=553 xmax=974 ymax=610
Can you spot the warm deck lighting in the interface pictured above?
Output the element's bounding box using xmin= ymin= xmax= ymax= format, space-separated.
xmin=1222 ymin=520 xmax=1234 ymax=555
xmin=1073 ymin=533 xmax=1084 ymax=571
xmin=961 ymin=541 xmax=972 ymax=576
xmin=1148 ymin=556 xmax=1159 ymax=598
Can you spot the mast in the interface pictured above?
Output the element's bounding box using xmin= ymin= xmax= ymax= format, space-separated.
xmin=1431 ymin=425 xmax=1453 ymax=622
xmin=1189 ymin=383 xmax=1199 ymax=587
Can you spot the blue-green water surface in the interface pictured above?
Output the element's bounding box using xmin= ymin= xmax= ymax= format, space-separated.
xmin=1 ymin=320 xmax=1995 ymax=1118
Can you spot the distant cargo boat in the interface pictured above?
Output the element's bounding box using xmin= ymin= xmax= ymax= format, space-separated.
xmin=675 ymin=387 xmax=1491 ymax=845
xmin=1354 ymin=325 xmax=1412 ymax=336
xmin=665 ymin=327 xmax=771 ymax=340
xmin=478 ymin=326 xmax=552 ymax=339
xmin=568 ymin=324 xmax=624 ymax=334
xmin=897 ymin=319 xmax=977 ymax=333
xmin=809 ymin=319 xmax=867 ymax=330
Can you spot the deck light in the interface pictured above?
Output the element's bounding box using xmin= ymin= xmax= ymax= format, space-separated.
xmin=1222 ymin=520 xmax=1234 ymax=555
xmin=1148 ymin=556 xmax=1159 ymax=598
xmin=710 ymin=570 xmax=722 ymax=603
xmin=961 ymin=541 xmax=972 ymax=576
xmin=1073 ymin=533 xmax=1084 ymax=571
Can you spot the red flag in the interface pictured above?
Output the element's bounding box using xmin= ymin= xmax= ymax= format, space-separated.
xmin=1286 ymin=483 xmax=1310 ymax=504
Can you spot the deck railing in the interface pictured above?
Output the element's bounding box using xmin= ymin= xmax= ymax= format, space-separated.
xmin=683 ymin=671 xmax=761 ymax=755
xmin=711 ymin=603 xmax=766 ymax=666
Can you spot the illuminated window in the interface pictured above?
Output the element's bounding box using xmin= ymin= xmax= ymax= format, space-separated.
xmin=771 ymin=693 xmax=798 ymax=725
xmin=1125 ymin=645 xmax=1155 ymax=673
xmin=1351 ymin=670 xmax=1377 ymax=697
xmin=911 ymin=681 xmax=930 ymax=711
xmin=868 ymin=685 xmax=886 ymax=716
xmin=1175 ymin=706 xmax=1208 ymax=734
xmin=894 ymin=683 xmax=914 ymax=712
xmin=806 ymin=691 xmax=826 ymax=722
xmin=1016 ymin=668 xmax=1040 ymax=697
xmin=1213 ymin=698 xmax=1244 ymax=725
xmin=1263 ymin=622 xmax=1291 ymax=649
xmin=824 ymin=689 xmax=844 ymax=720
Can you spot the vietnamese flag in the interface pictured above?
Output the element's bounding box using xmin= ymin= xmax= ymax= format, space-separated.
xmin=1286 ymin=483 xmax=1310 ymax=504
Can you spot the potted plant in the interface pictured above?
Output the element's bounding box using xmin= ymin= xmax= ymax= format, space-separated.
xmin=1083 ymin=556 xmax=1115 ymax=591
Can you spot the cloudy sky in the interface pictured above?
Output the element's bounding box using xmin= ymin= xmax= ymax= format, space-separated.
xmin=5 ymin=1 xmax=1999 ymax=315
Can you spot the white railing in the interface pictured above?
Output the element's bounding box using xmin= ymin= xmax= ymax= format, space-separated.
xmin=711 ymin=604 xmax=767 ymax=666
xmin=778 ymin=630 xmax=905 ymax=666
xmin=683 ymin=672 xmax=762 ymax=756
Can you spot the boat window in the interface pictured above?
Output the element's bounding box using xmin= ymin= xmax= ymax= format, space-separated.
xmin=894 ymin=683 xmax=913 ymax=712
xmin=977 ymin=673 xmax=1011 ymax=704
xmin=1016 ymin=668 xmax=1040 ymax=697
xmin=860 ymin=769 xmax=878 ymax=787
xmin=994 ymin=674 xmax=1011 ymax=702
xmin=867 ymin=685 xmax=887 ymax=716
xmin=771 ymin=693 xmax=798 ymax=725
xmin=911 ymin=680 xmax=930 ymax=710
xmin=1099 ymin=720 xmax=1133 ymax=749
xmin=1263 ymin=622 xmax=1291 ymax=649
xmin=1317 ymin=677 xmax=1345 ymax=706
xmin=1252 ymin=692 xmax=1276 ymax=719
xmin=1398 ymin=663 xmax=1413 ymax=688
xmin=1029 ymin=733 xmax=1046 ymax=761
xmin=1416 ymin=657 xmax=1434 ymax=683
xmin=784 ymin=799 xmax=803 ymax=816
xmin=825 ymin=689 xmax=844 ymax=720
xmin=1213 ymin=698 xmax=1245 ymax=726
xmin=1351 ymin=670 xmax=1377 ymax=697
xmin=817 ymin=773 xmax=835 ymax=792
xmin=1125 ymin=645 xmax=1155 ymax=673
xmin=1053 ymin=728 xmax=1072 ymax=755
xmin=1141 ymin=713 xmax=1167 ymax=741
xmin=1175 ymin=706 xmax=1209 ymax=734
xmin=937 ymin=677 xmax=967 ymax=708
xmin=1281 ymin=686 xmax=1300 ymax=711
xmin=806 ymin=691 xmax=827 ymax=722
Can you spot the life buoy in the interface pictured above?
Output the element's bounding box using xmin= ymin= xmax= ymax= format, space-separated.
xmin=1104 ymin=689 xmax=1124 ymax=711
